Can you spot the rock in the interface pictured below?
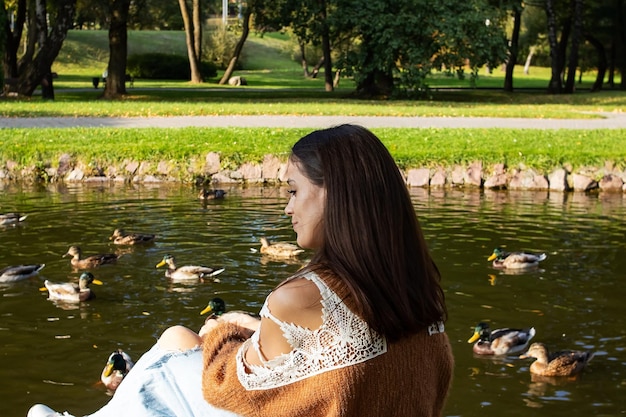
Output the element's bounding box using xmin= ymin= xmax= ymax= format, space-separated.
xmin=239 ymin=162 xmax=262 ymax=181
xmin=599 ymin=174 xmax=624 ymax=192
xmin=548 ymin=168 xmax=569 ymax=191
xmin=572 ymin=173 xmax=598 ymax=191
xmin=57 ymin=153 xmax=72 ymax=177
xmin=228 ymin=76 xmax=247 ymax=86
xmin=262 ymin=155 xmax=282 ymax=181
xmin=451 ymin=166 xmax=465 ymax=186
xmin=464 ymin=161 xmax=482 ymax=187
xmin=430 ymin=168 xmax=447 ymax=187
xmin=66 ymin=168 xmax=85 ymax=182
xmin=125 ymin=161 xmax=139 ymax=174
xmin=484 ymin=165 xmax=508 ymax=189
xmin=406 ymin=168 xmax=430 ymax=187
xmin=204 ymin=152 xmax=221 ymax=175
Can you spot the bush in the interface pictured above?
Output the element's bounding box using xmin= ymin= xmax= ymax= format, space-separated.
xmin=203 ymin=26 xmax=241 ymax=70
xmin=127 ymin=53 xmax=217 ymax=80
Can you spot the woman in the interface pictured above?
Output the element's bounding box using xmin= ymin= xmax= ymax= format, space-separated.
xmin=28 ymin=124 xmax=453 ymax=417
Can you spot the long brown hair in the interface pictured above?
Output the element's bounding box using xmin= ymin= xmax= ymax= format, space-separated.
xmin=289 ymin=124 xmax=446 ymax=342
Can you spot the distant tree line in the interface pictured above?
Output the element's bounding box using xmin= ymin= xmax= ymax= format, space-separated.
xmin=2 ymin=0 xmax=624 ymax=98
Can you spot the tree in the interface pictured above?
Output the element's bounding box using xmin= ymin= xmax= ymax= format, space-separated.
xmin=219 ymin=4 xmax=252 ymax=85
xmin=334 ymin=0 xmax=508 ymax=97
xmin=103 ymin=0 xmax=131 ymax=98
xmin=179 ymin=0 xmax=203 ymax=83
xmin=3 ymin=0 xmax=76 ymax=97
xmin=563 ymin=0 xmax=582 ymax=93
xmin=503 ymin=1 xmax=524 ymax=91
xmin=544 ymin=0 xmax=563 ymax=93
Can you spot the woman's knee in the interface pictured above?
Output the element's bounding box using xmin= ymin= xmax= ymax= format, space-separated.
xmin=158 ymin=325 xmax=202 ymax=351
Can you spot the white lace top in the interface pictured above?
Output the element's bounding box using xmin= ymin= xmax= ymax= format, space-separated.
xmin=235 ymin=271 xmax=388 ymax=390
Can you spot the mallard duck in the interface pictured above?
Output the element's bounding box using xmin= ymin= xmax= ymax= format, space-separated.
xmin=0 ymin=264 xmax=45 ymax=283
xmin=0 ymin=212 xmax=27 ymax=226
xmin=259 ymin=237 xmax=304 ymax=259
xmin=468 ymin=322 xmax=536 ymax=355
xmin=488 ymin=247 xmax=547 ymax=270
xmin=198 ymin=189 xmax=227 ymax=200
xmin=101 ymin=349 xmax=134 ymax=392
xmin=200 ymin=297 xmax=260 ymax=331
xmin=42 ymin=272 xmax=103 ymax=302
xmin=110 ymin=229 xmax=156 ymax=245
xmin=200 ymin=297 xmax=227 ymax=318
xmin=520 ymin=342 xmax=594 ymax=377
xmin=156 ymin=254 xmax=225 ymax=282
xmin=64 ymin=245 xmax=120 ymax=269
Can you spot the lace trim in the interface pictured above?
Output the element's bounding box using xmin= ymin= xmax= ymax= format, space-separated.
xmin=236 ymin=271 xmax=388 ymax=390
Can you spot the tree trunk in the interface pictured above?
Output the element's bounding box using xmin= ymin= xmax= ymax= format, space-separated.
xmin=178 ymin=0 xmax=202 ymax=83
xmin=318 ymin=0 xmax=333 ymax=91
xmin=14 ymin=0 xmax=75 ymax=96
xmin=3 ymin=0 xmax=27 ymax=78
xmin=504 ymin=4 xmax=522 ymax=92
xmin=219 ymin=6 xmax=251 ymax=85
xmin=310 ymin=57 xmax=324 ymax=78
xmin=193 ymin=0 xmax=201 ymax=59
xmin=564 ymin=0 xmax=582 ymax=94
xmin=523 ymin=46 xmax=535 ymax=75
xmin=299 ymin=42 xmax=310 ymax=77
xmin=584 ymin=33 xmax=606 ymax=92
xmin=617 ymin=0 xmax=626 ymax=90
xmin=545 ymin=0 xmax=562 ymax=93
xmin=103 ymin=0 xmax=131 ymax=99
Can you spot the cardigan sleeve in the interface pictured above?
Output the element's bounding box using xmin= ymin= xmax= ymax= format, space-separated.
xmin=201 ymin=322 xmax=255 ymax=412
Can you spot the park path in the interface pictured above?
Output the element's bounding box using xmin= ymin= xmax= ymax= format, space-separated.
xmin=1 ymin=113 xmax=626 ymax=129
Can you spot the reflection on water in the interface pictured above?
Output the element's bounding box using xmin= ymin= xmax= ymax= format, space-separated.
xmin=1 ymin=183 xmax=625 ymax=417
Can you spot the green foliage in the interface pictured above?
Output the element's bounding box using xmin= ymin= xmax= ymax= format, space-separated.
xmin=333 ymin=0 xmax=509 ymax=96
xmin=203 ymin=26 xmax=241 ymax=69
xmin=127 ymin=53 xmax=217 ymax=79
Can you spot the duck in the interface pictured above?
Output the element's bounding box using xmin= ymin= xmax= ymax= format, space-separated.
xmin=200 ymin=297 xmax=227 ymax=318
xmin=198 ymin=189 xmax=227 ymax=200
xmin=200 ymin=297 xmax=260 ymax=331
xmin=259 ymin=237 xmax=304 ymax=259
xmin=487 ymin=247 xmax=547 ymax=270
xmin=0 ymin=213 xmax=27 ymax=226
xmin=468 ymin=322 xmax=536 ymax=355
xmin=42 ymin=272 xmax=103 ymax=302
xmin=0 ymin=264 xmax=45 ymax=283
xmin=110 ymin=229 xmax=156 ymax=245
xmin=156 ymin=254 xmax=225 ymax=282
xmin=101 ymin=349 xmax=134 ymax=392
xmin=520 ymin=342 xmax=594 ymax=377
xmin=64 ymin=245 xmax=120 ymax=269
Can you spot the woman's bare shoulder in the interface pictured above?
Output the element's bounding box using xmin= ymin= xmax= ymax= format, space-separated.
xmin=268 ymin=277 xmax=322 ymax=328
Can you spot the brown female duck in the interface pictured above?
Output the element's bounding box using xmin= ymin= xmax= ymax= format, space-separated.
xmin=520 ymin=342 xmax=594 ymax=377
xmin=64 ymin=245 xmax=120 ymax=269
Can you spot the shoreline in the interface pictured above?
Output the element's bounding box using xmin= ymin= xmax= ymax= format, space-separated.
xmin=2 ymin=152 xmax=624 ymax=193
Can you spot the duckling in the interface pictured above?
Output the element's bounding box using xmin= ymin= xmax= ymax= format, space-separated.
xmin=0 ymin=212 xmax=27 ymax=226
xmin=259 ymin=237 xmax=304 ymax=259
xmin=156 ymin=254 xmax=225 ymax=282
xmin=64 ymin=245 xmax=120 ymax=269
xmin=520 ymin=342 xmax=594 ymax=377
xmin=198 ymin=189 xmax=227 ymax=200
xmin=101 ymin=349 xmax=134 ymax=392
xmin=42 ymin=272 xmax=103 ymax=302
xmin=488 ymin=247 xmax=546 ymax=270
xmin=0 ymin=264 xmax=45 ymax=283
xmin=468 ymin=322 xmax=536 ymax=355
xmin=110 ymin=229 xmax=156 ymax=245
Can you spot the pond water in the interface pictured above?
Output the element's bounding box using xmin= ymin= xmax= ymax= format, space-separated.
xmin=0 ymin=183 xmax=625 ymax=417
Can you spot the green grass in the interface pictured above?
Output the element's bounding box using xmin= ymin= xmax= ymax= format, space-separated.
xmin=3 ymin=127 xmax=625 ymax=176
xmin=0 ymin=29 xmax=622 ymax=120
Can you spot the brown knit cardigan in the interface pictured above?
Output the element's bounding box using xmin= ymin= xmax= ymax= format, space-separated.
xmin=202 ymin=321 xmax=453 ymax=417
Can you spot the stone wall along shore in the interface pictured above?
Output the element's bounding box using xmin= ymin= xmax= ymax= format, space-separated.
xmin=1 ymin=152 xmax=625 ymax=192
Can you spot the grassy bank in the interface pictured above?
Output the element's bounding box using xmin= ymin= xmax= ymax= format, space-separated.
xmin=4 ymin=127 xmax=626 ymax=176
